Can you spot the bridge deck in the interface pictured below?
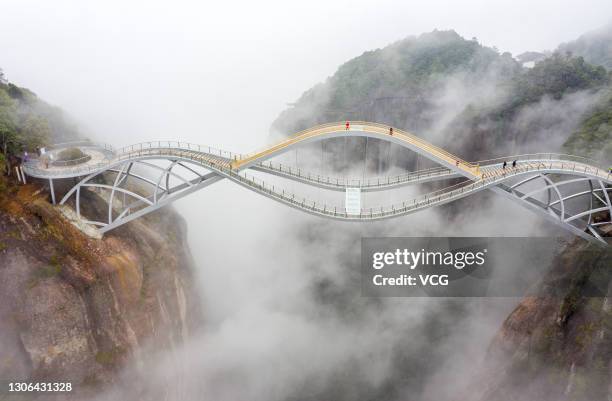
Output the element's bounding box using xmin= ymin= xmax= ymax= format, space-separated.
xmin=19 ymin=121 xmax=611 ymax=243
xmin=231 ymin=122 xmax=479 ymax=177
xmin=226 ymin=160 xmax=611 ymax=220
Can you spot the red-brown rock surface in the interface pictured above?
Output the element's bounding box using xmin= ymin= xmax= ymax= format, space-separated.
xmin=0 ymin=178 xmax=202 ymax=399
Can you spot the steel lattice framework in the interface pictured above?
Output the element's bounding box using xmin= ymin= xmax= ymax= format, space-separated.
xmin=22 ymin=122 xmax=612 ymax=245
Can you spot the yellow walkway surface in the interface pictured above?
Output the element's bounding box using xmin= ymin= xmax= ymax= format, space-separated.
xmin=231 ymin=122 xmax=479 ymax=177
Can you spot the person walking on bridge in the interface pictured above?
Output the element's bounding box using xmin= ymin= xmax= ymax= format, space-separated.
xmin=502 ymin=161 xmax=507 ymax=169
xmin=512 ymin=160 xmax=517 ymax=168
xmin=389 ymin=127 xmax=393 ymax=136
xmin=345 ymin=121 xmax=350 ymax=131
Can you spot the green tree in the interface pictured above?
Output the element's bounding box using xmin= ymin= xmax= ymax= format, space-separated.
xmin=20 ymin=114 xmax=50 ymax=151
xmin=563 ymin=89 xmax=612 ymax=163
xmin=0 ymin=89 xmax=18 ymax=155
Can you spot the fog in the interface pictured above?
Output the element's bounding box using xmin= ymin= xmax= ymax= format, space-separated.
xmin=1 ymin=1 xmax=609 ymax=400
xmin=1 ymin=0 xmax=611 ymax=152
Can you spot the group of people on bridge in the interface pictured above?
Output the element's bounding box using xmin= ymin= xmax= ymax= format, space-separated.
xmin=502 ymin=160 xmax=518 ymax=169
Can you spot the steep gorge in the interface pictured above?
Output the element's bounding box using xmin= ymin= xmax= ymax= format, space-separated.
xmin=0 ymin=26 xmax=610 ymax=401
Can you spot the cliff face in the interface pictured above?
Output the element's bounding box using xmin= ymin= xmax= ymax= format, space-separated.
xmin=465 ymin=237 xmax=612 ymax=401
xmin=0 ymin=177 xmax=202 ymax=398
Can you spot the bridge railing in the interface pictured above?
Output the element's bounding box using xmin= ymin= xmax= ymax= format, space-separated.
xmin=235 ymin=122 xmax=347 ymax=161
xmin=236 ymin=122 xmax=477 ymax=170
xmin=48 ymin=140 xmax=115 ymax=153
xmin=228 ymin=158 xmax=611 ymax=219
xmin=476 ymin=153 xmax=608 ymax=170
xmin=228 ymin=168 xmax=486 ymax=219
xmin=23 ymin=139 xmax=612 ymax=188
xmin=482 ymin=159 xmax=611 ymax=182
xmin=23 ymin=142 xmax=241 ymax=178
xmin=22 ymin=158 xmax=115 ymax=177
xmin=113 ymin=141 xmax=243 ymax=161
xmin=22 ymin=140 xmax=116 ymax=177
xmin=51 ymin=155 xmax=93 ymax=167
xmin=256 ymin=161 xmax=454 ymax=188
xmin=369 ymin=160 xmax=611 ymax=217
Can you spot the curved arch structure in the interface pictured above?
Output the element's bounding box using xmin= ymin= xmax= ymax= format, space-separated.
xmin=232 ymin=122 xmax=479 ymax=177
xmin=21 ymin=122 xmax=612 ymax=245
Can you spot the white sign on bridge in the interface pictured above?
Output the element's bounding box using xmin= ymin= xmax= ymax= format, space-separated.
xmin=345 ymin=187 xmax=361 ymax=215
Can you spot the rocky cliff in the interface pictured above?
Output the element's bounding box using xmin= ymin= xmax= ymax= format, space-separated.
xmin=0 ymin=174 xmax=202 ymax=399
xmin=464 ymin=235 xmax=612 ymax=401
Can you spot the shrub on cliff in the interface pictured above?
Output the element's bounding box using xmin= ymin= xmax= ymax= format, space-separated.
xmin=0 ymin=69 xmax=80 ymax=157
xmin=56 ymin=147 xmax=86 ymax=162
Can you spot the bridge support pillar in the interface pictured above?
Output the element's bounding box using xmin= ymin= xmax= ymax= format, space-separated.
xmin=49 ymin=178 xmax=56 ymax=205
xmin=15 ymin=167 xmax=22 ymax=183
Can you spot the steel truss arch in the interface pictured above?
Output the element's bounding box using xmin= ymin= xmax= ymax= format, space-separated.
xmin=54 ymin=152 xmax=611 ymax=245
xmin=495 ymin=172 xmax=611 ymax=243
xmin=60 ymin=157 xmax=222 ymax=232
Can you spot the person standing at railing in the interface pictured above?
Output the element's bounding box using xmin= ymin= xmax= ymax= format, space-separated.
xmin=40 ymin=154 xmax=49 ymax=169
xmin=389 ymin=127 xmax=393 ymax=136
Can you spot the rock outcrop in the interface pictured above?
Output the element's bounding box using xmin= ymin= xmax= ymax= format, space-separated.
xmin=464 ymin=237 xmax=612 ymax=401
xmin=0 ymin=177 xmax=202 ymax=399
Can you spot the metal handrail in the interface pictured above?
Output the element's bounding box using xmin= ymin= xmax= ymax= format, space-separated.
xmin=475 ymin=153 xmax=607 ymax=170
xmin=52 ymin=155 xmax=92 ymax=167
xmin=256 ymin=161 xmax=454 ymax=188
xmin=22 ymin=142 xmax=612 ymax=205
xmin=236 ymin=122 xmax=476 ymax=169
xmin=224 ymin=159 xmax=611 ymax=219
xmin=48 ymin=140 xmax=115 ymax=153
xmin=22 ymin=142 xmax=236 ymax=177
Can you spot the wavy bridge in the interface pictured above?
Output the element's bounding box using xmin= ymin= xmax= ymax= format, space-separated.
xmin=22 ymin=122 xmax=612 ymax=245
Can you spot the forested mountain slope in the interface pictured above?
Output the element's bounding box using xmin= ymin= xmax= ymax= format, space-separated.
xmin=557 ymin=23 xmax=612 ymax=70
xmin=0 ymin=70 xmax=80 ymax=157
xmin=271 ymin=29 xmax=612 ymax=401
xmin=272 ymin=30 xmax=610 ymax=166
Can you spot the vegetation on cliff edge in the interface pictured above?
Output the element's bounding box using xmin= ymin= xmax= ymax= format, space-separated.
xmin=0 ymin=68 xmax=79 ymax=161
